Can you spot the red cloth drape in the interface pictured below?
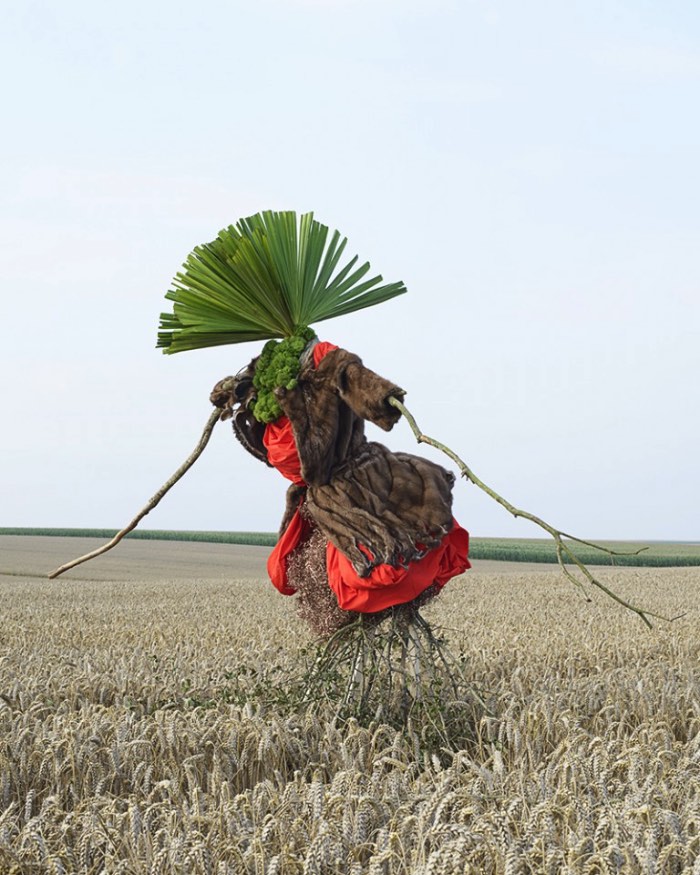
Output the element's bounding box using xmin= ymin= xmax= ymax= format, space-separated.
xmin=325 ymin=522 xmax=470 ymax=612
xmin=264 ymin=341 xmax=470 ymax=612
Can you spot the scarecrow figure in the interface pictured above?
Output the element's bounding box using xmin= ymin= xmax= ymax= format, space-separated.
xmin=210 ymin=334 xmax=470 ymax=636
xmin=155 ymin=209 xmax=472 ymax=634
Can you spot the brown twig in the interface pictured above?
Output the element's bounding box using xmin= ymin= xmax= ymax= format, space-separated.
xmin=388 ymin=396 xmax=678 ymax=629
xmin=48 ymin=409 xmax=222 ymax=579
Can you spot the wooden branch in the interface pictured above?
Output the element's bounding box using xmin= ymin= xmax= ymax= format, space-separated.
xmin=388 ymin=396 xmax=678 ymax=628
xmin=48 ymin=409 xmax=223 ymax=579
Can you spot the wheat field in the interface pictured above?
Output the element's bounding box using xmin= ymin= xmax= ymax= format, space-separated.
xmin=1 ymin=536 xmax=699 ymax=874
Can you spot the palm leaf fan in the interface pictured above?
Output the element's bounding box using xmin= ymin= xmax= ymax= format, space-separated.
xmin=157 ymin=210 xmax=407 ymax=353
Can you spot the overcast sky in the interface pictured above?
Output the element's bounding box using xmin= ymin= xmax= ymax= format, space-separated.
xmin=2 ymin=0 xmax=698 ymax=542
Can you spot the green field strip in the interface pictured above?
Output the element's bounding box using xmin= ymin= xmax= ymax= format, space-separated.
xmin=0 ymin=527 xmax=277 ymax=546
xmin=2 ymin=529 xmax=699 ymax=566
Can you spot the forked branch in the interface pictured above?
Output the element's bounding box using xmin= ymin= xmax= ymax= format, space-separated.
xmin=388 ymin=396 xmax=677 ymax=629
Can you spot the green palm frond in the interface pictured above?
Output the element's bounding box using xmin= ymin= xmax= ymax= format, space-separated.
xmin=157 ymin=210 xmax=407 ymax=353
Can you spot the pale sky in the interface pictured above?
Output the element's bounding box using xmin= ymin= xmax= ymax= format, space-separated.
xmin=2 ymin=0 xmax=698 ymax=541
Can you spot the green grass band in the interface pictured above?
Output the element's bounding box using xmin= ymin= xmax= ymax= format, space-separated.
xmin=2 ymin=529 xmax=699 ymax=566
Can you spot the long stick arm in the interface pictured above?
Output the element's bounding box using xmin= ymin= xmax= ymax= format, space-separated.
xmin=48 ymin=408 xmax=222 ymax=579
xmin=388 ymin=396 xmax=678 ymax=628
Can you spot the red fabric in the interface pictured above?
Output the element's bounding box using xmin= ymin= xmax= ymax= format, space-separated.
xmin=264 ymin=340 xmax=471 ymax=611
xmin=325 ymin=521 xmax=470 ymax=613
xmin=264 ymin=416 xmax=304 ymax=485
xmin=312 ymin=340 xmax=339 ymax=365
xmin=268 ymin=508 xmax=471 ymax=609
xmin=266 ymin=504 xmax=311 ymax=595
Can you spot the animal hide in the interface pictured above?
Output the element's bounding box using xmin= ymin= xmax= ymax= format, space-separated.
xmin=211 ymin=347 xmax=457 ymax=577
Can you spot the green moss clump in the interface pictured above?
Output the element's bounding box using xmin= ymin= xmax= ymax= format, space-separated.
xmin=252 ymin=327 xmax=316 ymax=423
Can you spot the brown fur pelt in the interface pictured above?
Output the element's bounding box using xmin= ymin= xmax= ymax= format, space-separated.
xmin=219 ymin=347 xmax=458 ymax=578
